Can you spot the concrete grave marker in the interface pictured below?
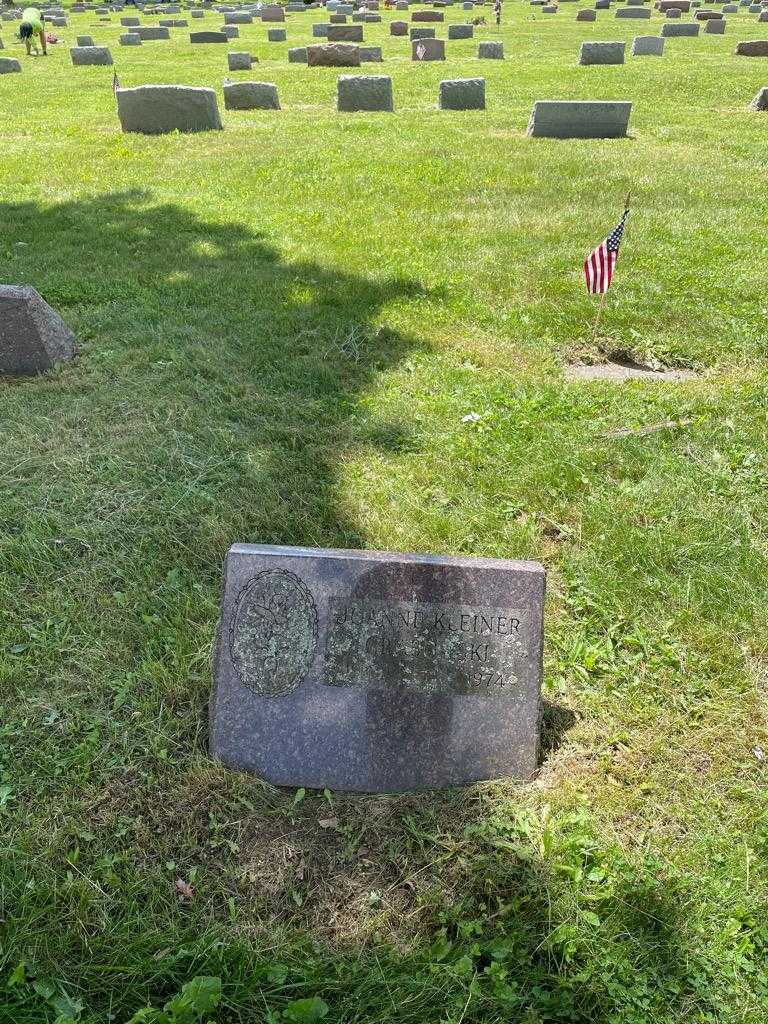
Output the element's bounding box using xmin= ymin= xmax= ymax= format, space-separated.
xmin=0 ymin=285 xmax=75 ymax=376
xmin=116 ymin=84 xmax=222 ymax=132
xmin=337 ymin=73 xmax=393 ymax=109
xmin=210 ymin=544 xmax=545 ymax=791
xmin=527 ymin=98 xmax=632 ymax=137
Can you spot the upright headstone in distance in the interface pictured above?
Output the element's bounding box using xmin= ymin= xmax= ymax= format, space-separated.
xmin=0 ymin=285 xmax=75 ymax=376
xmin=210 ymin=545 xmax=545 ymax=791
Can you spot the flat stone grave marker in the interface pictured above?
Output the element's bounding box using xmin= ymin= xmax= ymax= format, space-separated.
xmin=527 ymin=98 xmax=632 ymax=137
xmin=0 ymin=285 xmax=75 ymax=376
xmin=337 ymin=73 xmax=393 ymax=109
xmin=210 ymin=544 xmax=545 ymax=791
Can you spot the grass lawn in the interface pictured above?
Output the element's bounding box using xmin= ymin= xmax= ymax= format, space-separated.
xmin=1 ymin=1 xmax=768 ymax=1021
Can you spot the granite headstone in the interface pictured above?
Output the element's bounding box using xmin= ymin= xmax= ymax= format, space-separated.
xmin=210 ymin=544 xmax=545 ymax=791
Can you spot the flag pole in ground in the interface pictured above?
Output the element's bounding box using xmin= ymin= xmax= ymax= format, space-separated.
xmin=585 ymin=191 xmax=631 ymax=343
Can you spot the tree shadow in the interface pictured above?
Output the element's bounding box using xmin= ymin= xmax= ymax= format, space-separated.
xmin=0 ymin=189 xmax=425 ymax=556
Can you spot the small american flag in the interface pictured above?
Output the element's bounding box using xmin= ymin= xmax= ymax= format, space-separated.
xmin=112 ymin=71 xmax=121 ymax=95
xmin=415 ymin=42 xmax=426 ymax=59
xmin=584 ymin=206 xmax=629 ymax=294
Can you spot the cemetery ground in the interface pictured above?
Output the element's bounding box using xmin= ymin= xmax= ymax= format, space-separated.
xmin=1 ymin=2 xmax=768 ymax=1021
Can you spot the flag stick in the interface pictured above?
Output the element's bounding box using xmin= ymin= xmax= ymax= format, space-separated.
xmin=591 ymin=291 xmax=606 ymax=344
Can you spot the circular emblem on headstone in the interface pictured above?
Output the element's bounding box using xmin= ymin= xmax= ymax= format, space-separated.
xmin=229 ymin=569 xmax=318 ymax=697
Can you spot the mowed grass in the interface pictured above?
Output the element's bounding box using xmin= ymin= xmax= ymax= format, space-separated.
xmin=1 ymin=1 xmax=768 ymax=1021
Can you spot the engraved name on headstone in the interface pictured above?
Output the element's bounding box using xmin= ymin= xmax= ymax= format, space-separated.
xmin=210 ymin=544 xmax=545 ymax=791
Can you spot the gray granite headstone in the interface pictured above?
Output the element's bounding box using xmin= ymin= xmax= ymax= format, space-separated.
xmin=527 ymin=99 xmax=632 ymax=137
xmin=704 ymin=17 xmax=725 ymax=30
xmin=327 ymin=22 xmax=364 ymax=39
xmin=70 ymin=45 xmax=114 ymax=65
xmin=749 ymin=85 xmax=768 ymax=108
xmin=412 ymin=35 xmax=445 ymax=57
xmin=410 ymin=25 xmax=436 ymax=37
xmin=448 ymin=22 xmax=473 ymax=36
xmin=210 ymin=545 xmax=545 ymax=791
xmin=390 ymin=18 xmax=408 ymax=32
xmin=631 ymin=33 xmax=664 ymax=52
xmin=120 ymin=32 xmax=142 ymax=43
xmin=660 ymin=20 xmax=700 ymax=32
xmin=579 ymin=40 xmax=625 ymax=62
xmin=307 ymin=42 xmax=361 ymax=64
xmin=478 ymin=39 xmax=504 ymax=56
xmin=223 ymin=80 xmax=280 ymax=108
xmin=337 ymin=73 xmax=393 ymax=109
xmin=227 ymin=49 xmax=252 ymax=68
xmin=439 ymin=76 xmax=485 ymax=108
xmin=116 ymin=84 xmax=222 ymax=133
xmin=0 ymin=285 xmax=76 ymax=376
xmin=736 ymin=38 xmax=768 ymax=53
xmin=190 ymin=29 xmax=228 ymax=40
